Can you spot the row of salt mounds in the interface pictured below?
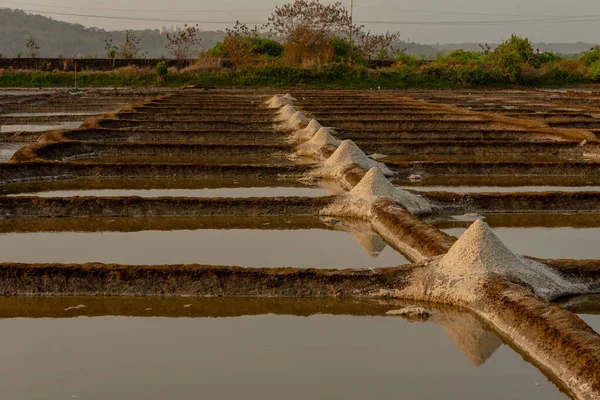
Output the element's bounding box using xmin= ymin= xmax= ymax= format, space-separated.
xmin=275 ymin=104 xmax=310 ymax=130
xmin=315 ymin=140 xmax=394 ymax=181
xmin=322 ymin=168 xmax=434 ymax=217
xmin=297 ymin=128 xmax=341 ymax=158
xmin=265 ymin=93 xmax=297 ymax=109
xmin=292 ymin=119 xmax=323 ymax=142
xmin=416 ymin=220 xmax=586 ymax=303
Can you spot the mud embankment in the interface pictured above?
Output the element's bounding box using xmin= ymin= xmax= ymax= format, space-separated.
xmin=418 ymin=191 xmax=600 ymax=213
xmin=12 ymin=141 xmax=294 ymax=162
xmin=0 ymin=162 xmax=310 ymax=184
xmin=0 ymin=263 xmax=414 ymax=297
xmin=389 ymin=161 xmax=600 ymax=176
xmin=0 ymin=197 xmax=333 ymax=219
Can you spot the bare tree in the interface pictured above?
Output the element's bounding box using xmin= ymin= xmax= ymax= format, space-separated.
xmin=222 ymin=21 xmax=259 ymax=67
xmin=165 ymin=24 xmax=202 ymax=59
xmin=265 ymin=0 xmax=361 ymax=64
xmin=25 ymin=35 xmax=40 ymax=58
xmin=358 ymin=31 xmax=401 ymax=61
xmin=119 ymin=31 xmax=141 ymax=59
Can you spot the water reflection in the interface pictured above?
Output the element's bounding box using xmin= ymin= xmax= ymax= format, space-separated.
xmin=0 ymin=297 xmax=568 ymax=400
xmin=0 ymin=216 xmax=407 ymax=268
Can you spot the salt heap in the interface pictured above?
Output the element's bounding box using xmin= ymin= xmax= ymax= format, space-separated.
xmin=322 ymin=168 xmax=434 ymax=217
xmin=283 ymin=93 xmax=297 ymax=101
xmin=265 ymin=94 xmax=290 ymax=109
xmin=276 ymin=104 xmax=297 ymax=120
xmin=318 ymin=140 xmax=394 ymax=179
xmin=296 ymin=128 xmax=341 ymax=157
xmin=436 ymin=220 xmax=584 ymax=301
xmin=292 ymin=119 xmax=323 ymax=141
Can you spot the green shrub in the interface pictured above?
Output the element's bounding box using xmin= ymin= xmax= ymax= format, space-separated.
xmin=252 ymin=37 xmax=284 ymax=58
xmin=588 ymin=62 xmax=600 ymax=82
xmin=439 ymin=49 xmax=482 ymax=64
xmin=579 ymin=46 xmax=600 ymax=66
xmin=395 ymin=52 xmax=417 ymax=67
xmin=329 ymin=36 xmax=364 ymax=64
xmin=155 ymin=61 xmax=168 ymax=76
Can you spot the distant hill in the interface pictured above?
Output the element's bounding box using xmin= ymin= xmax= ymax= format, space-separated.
xmin=0 ymin=9 xmax=596 ymax=59
xmin=0 ymin=8 xmax=226 ymax=58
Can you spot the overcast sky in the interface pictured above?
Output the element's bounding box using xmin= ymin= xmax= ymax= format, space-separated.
xmin=4 ymin=0 xmax=600 ymax=44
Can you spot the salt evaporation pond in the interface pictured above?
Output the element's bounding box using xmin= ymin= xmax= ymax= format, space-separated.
xmin=0 ymin=122 xmax=83 ymax=133
xmin=0 ymin=226 xmax=408 ymax=268
xmin=8 ymin=187 xmax=329 ymax=198
xmin=0 ymin=143 xmax=24 ymax=162
xmin=443 ymin=227 xmax=600 ymax=259
xmin=0 ymin=298 xmax=567 ymax=400
xmin=402 ymin=186 xmax=600 ymax=193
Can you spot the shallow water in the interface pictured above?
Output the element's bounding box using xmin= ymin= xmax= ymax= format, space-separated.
xmin=0 ymin=122 xmax=82 ymax=132
xmin=443 ymin=227 xmax=600 ymax=259
xmin=8 ymin=187 xmax=329 ymax=198
xmin=433 ymin=213 xmax=600 ymax=229
xmin=403 ymin=186 xmax=600 ymax=193
xmin=0 ymin=143 xmax=24 ymax=162
xmin=395 ymin=175 xmax=600 ymax=187
xmin=68 ymin=153 xmax=315 ymax=165
xmin=0 ymin=177 xmax=345 ymax=196
xmin=2 ymin=111 xmax=111 ymax=117
xmin=0 ymin=224 xmax=408 ymax=268
xmin=0 ymin=298 xmax=566 ymax=400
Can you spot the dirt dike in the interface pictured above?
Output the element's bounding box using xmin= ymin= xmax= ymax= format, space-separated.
xmin=0 ymin=263 xmax=415 ymax=297
xmin=12 ymin=141 xmax=293 ymax=162
xmin=346 ymin=129 xmax=537 ymax=141
xmin=0 ymin=162 xmax=311 ymax=184
xmin=0 ymin=215 xmax=331 ymax=233
xmin=59 ymin=128 xmax=285 ymax=143
xmin=0 ymin=197 xmax=333 ymax=219
xmin=387 ymin=160 xmax=600 ymax=176
xmin=98 ymin=119 xmax=275 ymax=131
xmin=356 ymin=140 xmax=583 ymax=157
xmin=118 ymin=112 xmax=276 ymax=122
xmin=417 ymin=191 xmax=600 ymax=213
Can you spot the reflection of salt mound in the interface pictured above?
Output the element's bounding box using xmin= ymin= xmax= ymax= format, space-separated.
xmin=292 ymin=119 xmax=323 ymax=141
xmin=322 ymin=217 xmax=388 ymax=258
xmin=320 ymin=140 xmax=393 ymax=178
xmin=322 ymin=168 xmax=434 ymax=217
xmin=276 ymin=104 xmax=297 ymax=120
xmin=297 ymin=128 xmax=341 ymax=157
xmin=439 ymin=220 xmax=581 ymax=300
xmin=433 ymin=311 xmax=502 ymax=366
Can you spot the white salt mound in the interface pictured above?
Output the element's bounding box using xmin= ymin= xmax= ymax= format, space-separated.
xmin=308 ymin=128 xmax=341 ymax=147
xmin=265 ymin=95 xmax=289 ymax=109
xmin=276 ymin=104 xmax=297 ymax=120
xmin=439 ymin=219 xmax=582 ymax=300
xmin=350 ymin=168 xmax=433 ymax=215
xmin=296 ymin=128 xmax=341 ymax=157
xmin=283 ymin=93 xmax=297 ymax=101
xmin=290 ymin=111 xmax=309 ymax=125
xmin=292 ymin=119 xmax=323 ymax=141
xmin=322 ymin=140 xmax=394 ymax=177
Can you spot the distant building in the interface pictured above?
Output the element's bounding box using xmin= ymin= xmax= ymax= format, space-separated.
xmin=159 ymin=26 xmax=182 ymax=36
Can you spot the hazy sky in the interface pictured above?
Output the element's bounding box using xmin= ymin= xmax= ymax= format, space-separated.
xmin=4 ymin=0 xmax=600 ymax=44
